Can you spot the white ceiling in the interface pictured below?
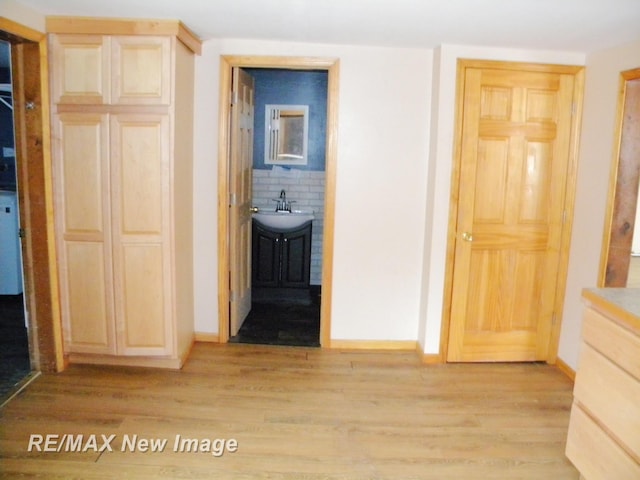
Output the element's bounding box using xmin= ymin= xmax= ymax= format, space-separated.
xmin=12 ymin=0 xmax=640 ymax=53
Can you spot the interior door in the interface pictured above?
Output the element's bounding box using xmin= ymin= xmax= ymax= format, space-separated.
xmin=229 ymin=67 xmax=255 ymax=336
xmin=447 ymin=64 xmax=577 ymax=362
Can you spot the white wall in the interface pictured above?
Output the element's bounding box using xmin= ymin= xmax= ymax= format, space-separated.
xmin=559 ymin=39 xmax=640 ymax=370
xmin=193 ymin=39 xmax=433 ymax=342
xmin=418 ymin=45 xmax=586 ymax=355
xmin=0 ymin=0 xmax=45 ymax=32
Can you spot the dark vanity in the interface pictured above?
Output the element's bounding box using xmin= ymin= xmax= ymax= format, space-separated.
xmin=252 ymin=219 xmax=312 ymax=290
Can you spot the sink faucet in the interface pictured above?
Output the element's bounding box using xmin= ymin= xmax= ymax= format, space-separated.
xmin=275 ymin=189 xmax=290 ymax=212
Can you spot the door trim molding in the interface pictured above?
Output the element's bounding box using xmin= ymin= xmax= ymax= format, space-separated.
xmin=217 ymin=56 xmax=339 ymax=346
xmin=598 ymin=67 xmax=640 ymax=287
xmin=439 ymin=59 xmax=584 ymax=363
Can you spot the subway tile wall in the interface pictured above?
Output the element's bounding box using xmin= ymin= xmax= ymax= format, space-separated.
xmin=252 ymin=168 xmax=325 ymax=285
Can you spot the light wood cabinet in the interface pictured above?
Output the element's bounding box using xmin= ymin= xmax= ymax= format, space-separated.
xmin=49 ymin=18 xmax=200 ymax=368
xmin=565 ymin=289 xmax=640 ymax=479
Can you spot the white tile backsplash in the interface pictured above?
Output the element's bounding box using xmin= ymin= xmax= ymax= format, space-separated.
xmin=252 ymin=168 xmax=325 ymax=285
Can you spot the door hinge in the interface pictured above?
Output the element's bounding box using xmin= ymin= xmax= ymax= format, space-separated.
xmin=552 ymin=313 xmax=557 ymax=325
xmin=231 ymin=90 xmax=238 ymax=106
xmin=229 ymin=192 xmax=237 ymax=206
xmin=562 ymin=210 xmax=567 ymax=224
xmin=229 ymin=290 xmax=236 ymax=302
xmin=18 ymin=228 xmax=25 ymax=238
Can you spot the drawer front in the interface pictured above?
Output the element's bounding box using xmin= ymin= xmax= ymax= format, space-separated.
xmin=566 ymin=403 xmax=640 ymax=480
xmin=583 ymin=307 xmax=640 ymax=381
xmin=574 ymin=344 xmax=640 ymax=459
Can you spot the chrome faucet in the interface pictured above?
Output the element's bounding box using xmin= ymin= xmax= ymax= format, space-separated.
xmin=275 ymin=189 xmax=290 ymax=212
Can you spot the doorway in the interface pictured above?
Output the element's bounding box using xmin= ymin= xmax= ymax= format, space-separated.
xmin=228 ymin=67 xmax=327 ymax=347
xmin=0 ymin=38 xmax=30 ymax=399
xmin=217 ymin=56 xmax=339 ymax=346
xmin=0 ymin=18 xmax=64 ymax=394
xmin=599 ymin=67 xmax=640 ymax=287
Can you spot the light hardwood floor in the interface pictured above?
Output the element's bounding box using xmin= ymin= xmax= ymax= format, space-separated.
xmin=0 ymin=343 xmax=579 ymax=479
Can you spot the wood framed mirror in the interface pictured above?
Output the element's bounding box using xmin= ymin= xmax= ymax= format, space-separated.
xmin=599 ymin=67 xmax=640 ymax=287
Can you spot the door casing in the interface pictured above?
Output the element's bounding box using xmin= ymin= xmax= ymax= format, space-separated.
xmin=440 ymin=59 xmax=585 ymax=363
xmin=217 ymin=56 xmax=339 ymax=345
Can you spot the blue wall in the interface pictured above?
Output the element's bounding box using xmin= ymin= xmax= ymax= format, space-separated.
xmin=0 ymin=64 xmax=16 ymax=190
xmin=246 ymin=69 xmax=327 ymax=171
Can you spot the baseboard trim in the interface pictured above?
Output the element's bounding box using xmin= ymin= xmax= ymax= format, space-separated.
xmin=329 ymin=339 xmax=418 ymax=351
xmin=420 ymin=353 xmax=444 ymax=364
xmin=194 ymin=332 xmax=220 ymax=343
xmin=555 ymin=357 xmax=576 ymax=381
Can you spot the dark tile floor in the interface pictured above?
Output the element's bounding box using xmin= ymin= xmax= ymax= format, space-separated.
xmin=230 ymin=289 xmax=321 ymax=347
xmin=0 ymin=294 xmax=31 ymax=401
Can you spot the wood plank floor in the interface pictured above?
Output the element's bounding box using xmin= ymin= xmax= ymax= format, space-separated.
xmin=0 ymin=343 xmax=579 ymax=479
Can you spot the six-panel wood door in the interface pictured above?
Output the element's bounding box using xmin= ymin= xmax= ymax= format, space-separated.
xmin=229 ymin=67 xmax=255 ymax=337
xmin=447 ymin=64 xmax=577 ymax=362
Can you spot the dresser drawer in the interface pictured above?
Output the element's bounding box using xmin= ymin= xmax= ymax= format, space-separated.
xmin=574 ymin=343 xmax=640 ymax=459
xmin=582 ymin=306 xmax=640 ymax=380
xmin=566 ymin=403 xmax=640 ymax=480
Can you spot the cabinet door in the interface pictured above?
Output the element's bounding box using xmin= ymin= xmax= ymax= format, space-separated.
xmin=50 ymin=35 xmax=110 ymax=104
xmin=281 ymin=223 xmax=312 ymax=288
xmin=111 ymin=36 xmax=171 ymax=105
xmin=252 ymin=222 xmax=281 ymax=288
xmin=53 ymin=113 xmax=116 ymax=354
xmin=110 ymin=114 xmax=173 ymax=356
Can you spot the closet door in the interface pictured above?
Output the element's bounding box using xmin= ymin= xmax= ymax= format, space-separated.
xmin=54 ymin=113 xmax=116 ymax=354
xmin=110 ymin=114 xmax=173 ymax=356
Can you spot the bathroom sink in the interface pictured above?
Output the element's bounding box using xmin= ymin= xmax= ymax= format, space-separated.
xmin=252 ymin=210 xmax=315 ymax=230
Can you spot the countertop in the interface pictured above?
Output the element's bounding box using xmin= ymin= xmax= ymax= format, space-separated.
xmin=582 ymin=287 xmax=640 ymax=334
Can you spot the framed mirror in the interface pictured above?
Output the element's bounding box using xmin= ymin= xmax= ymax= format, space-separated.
xmin=264 ymin=104 xmax=309 ymax=165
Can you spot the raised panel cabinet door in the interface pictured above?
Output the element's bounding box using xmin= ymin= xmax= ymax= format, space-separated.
xmin=252 ymin=222 xmax=281 ymax=288
xmin=111 ymin=36 xmax=171 ymax=105
xmin=447 ymin=64 xmax=578 ymax=362
xmin=281 ymin=223 xmax=312 ymax=288
xmin=53 ymin=113 xmax=115 ymax=354
xmin=50 ymin=34 xmax=110 ymax=104
xmin=110 ymin=114 xmax=173 ymax=356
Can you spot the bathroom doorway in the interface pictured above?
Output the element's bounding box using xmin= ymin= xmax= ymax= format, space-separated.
xmin=217 ymin=56 xmax=339 ymax=346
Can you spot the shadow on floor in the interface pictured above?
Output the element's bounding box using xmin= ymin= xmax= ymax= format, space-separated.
xmin=0 ymin=294 xmax=31 ymax=402
xmin=230 ymin=290 xmax=320 ymax=347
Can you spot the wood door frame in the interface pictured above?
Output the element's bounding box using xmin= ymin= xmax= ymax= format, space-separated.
xmin=439 ymin=59 xmax=585 ymax=363
xmin=0 ymin=17 xmax=64 ymax=372
xmin=598 ymin=68 xmax=640 ymax=287
xmin=217 ymin=55 xmax=339 ymax=345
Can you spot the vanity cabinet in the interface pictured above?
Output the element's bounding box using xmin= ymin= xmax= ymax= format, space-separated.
xmin=49 ymin=18 xmax=200 ymax=368
xmin=252 ymin=220 xmax=312 ymax=289
xmin=565 ymin=289 xmax=640 ymax=479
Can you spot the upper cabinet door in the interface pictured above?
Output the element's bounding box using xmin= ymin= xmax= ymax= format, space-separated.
xmin=50 ymin=34 xmax=110 ymax=104
xmin=111 ymin=36 xmax=171 ymax=105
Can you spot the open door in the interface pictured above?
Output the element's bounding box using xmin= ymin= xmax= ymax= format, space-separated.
xmin=228 ymin=67 xmax=254 ymax=336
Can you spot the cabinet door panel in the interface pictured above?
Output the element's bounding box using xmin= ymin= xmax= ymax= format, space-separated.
xmin=252 ymin=222 xmax=281 ymax=287
xmin=65 ymin=242 xmax=115 ymax=353
xmin=53 ymin=113 xmax=115 ymax=354
xmin=118 ymin=244 xmax=170 ymax=355
xmin=111 ymin=114 xmax=172 ymax=356
xmin=50 ymin=35 xmax=110 ymax=104
xmin=281 ymin=226 xmax=311 ymax=288
xmin=111 ymin=36 xmax=171 ymax=105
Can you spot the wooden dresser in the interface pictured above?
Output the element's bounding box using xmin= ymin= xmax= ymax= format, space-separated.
xmin=565 ymin=288 xmax=640 ymax=479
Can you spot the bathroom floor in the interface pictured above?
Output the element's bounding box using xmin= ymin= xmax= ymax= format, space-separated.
xmin=0 ymin=294 xmax=31 ymax=402
xmin=230 ymin=289 xmax=320 ymax=347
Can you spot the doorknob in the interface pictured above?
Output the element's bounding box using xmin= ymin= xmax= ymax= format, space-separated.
xmin=250 ymin=206 xmax=259 ymax=213
xmin=462 ymin=232 xmax=474 ymax=242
